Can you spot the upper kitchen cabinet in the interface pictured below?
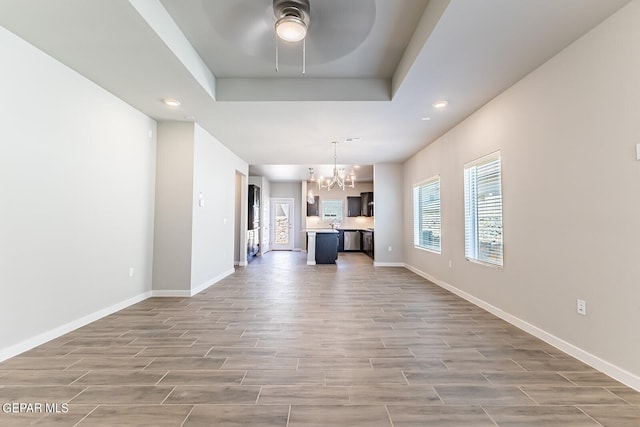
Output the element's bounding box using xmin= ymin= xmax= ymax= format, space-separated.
xmin=347 ymin=196 xmax=362 ymax=217
xmin=307 ymin=195 xmax=320 ymax=216
xmin=361 ymin=192 xmax=374 ymax=217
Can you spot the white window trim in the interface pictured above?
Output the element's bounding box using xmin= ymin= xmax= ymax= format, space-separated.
xmin=464 ymin=151 xmax=504 ymax=268
xmin=413 ymin=175 xmax=441 ymax=254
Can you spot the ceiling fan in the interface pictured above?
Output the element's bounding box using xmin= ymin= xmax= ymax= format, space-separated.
xmin=204 ymin=0 xmax=376 ymax=74
xmin=273 ymin=0 xmax=311 ymax=73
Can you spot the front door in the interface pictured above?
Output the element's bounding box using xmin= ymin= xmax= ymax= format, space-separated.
xmin=271 ymin=198 xmax=294 ymax=250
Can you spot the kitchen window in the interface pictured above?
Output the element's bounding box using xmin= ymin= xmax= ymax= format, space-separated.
xmin=464 ymin=151 xmax=503 ymax=267
xmin=413 ymin=176 xmax=441 ymax=253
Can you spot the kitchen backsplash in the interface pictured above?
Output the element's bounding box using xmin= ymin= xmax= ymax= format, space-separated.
xmin=306 ymin=215 xmax=373 ymax=230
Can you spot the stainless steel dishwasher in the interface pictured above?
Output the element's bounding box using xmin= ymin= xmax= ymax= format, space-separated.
xmin=344 ymin=230 xmax=361 ymax=251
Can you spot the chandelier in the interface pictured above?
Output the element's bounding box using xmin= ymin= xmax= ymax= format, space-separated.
xmin=307 ymin=168 xmax=316 ymax=204
xmin=317 ymin=141 xmax=356 ymax=191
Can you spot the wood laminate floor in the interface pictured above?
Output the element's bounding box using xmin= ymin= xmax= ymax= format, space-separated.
xmin=1 ymin=251 xmax=638 ymax=426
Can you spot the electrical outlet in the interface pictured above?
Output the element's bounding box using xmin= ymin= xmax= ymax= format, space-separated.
xmin=387 ymin=246 xmax=392 ymax=252
xmin=576 ymin=299 xmax=586 ymax=316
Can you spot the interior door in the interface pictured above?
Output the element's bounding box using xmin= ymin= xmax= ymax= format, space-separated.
xmin=271 ymin=198 xmax=294 ymax=250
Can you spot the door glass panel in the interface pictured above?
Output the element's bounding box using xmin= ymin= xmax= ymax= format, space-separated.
xmin=275 ymin=202 xmax=290 ymax=245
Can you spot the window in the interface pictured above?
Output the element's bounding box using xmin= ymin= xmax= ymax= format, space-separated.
xmin=321 ymin=199 xmax=343 ymax=222
xmin=464 ymin=152 xmax=503 ymax=266
xmin=413 ymin=176 xmax=441 ymax=253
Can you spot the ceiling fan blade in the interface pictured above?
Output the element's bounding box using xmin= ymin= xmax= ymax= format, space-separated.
xmin=202 ymin=0 xmax=375 ymax=66
xmin=305 ymin=0 xmax=376 ymax=64
xmin=203 ymin=0 xmax=274 ymax=58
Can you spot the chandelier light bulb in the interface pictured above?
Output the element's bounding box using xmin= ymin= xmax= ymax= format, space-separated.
xmin=318 ymin=141 xmax=356 ymax=191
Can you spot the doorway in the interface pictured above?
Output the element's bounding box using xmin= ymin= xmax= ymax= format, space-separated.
xmin=234 ymin=171 xmax=247 ymax=266
xmin=271 ymin=198 xmax=294 ymax=251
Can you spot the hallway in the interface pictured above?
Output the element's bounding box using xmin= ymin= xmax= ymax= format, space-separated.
xmin=1 ymin=251 xmax=638 ymax=426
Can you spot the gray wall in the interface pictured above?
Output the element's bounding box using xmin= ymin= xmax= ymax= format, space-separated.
xmin=403 ymin=1 xmax=640 ymax=385
xmin=153 ymin=122 xmax=194 ymax=292
xmin=0 ymin=26 xmax=156 ymax=357
xmin=373 ymin=164 xmax=404 ymax=265
xmin=270 ymin=182 xmax=302 ymax=250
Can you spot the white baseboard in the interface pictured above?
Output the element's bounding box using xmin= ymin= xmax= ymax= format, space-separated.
xmin=152 ymin=268 xmax=236 ymax=297
xmin=0 ymin=291 xmax=151 ymax=363
xmin=0 ymin=267 xmax=239 ymax=362
xmin=307 ymin=261 xmax=316 ymax=265
xmin=150 ymin=290 xmax=191 ymax=297
xmin=238 ymin=261 xmax=248 ymax=267
xmin=190 ymin=268 xmax=235 ymax=296
xmin=373 ymin=262 xmax=405 ymax=267
xmin=404 ymin=263 xmax=640 ymax=392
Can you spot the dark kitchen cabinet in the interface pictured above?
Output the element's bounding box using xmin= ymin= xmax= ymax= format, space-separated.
xmin=248 ymin=185 xmax=261 ymax=259
xmin=361 ymin=192 xmax=374 ymax=217
xmin=337 ymin=230 xmax=345 ymax=252
xmin=315 ymin=232 xmax=339 ymax=264
xmin=248 ymin=185 xmax=261 ymax=229
xmin=306 ymin=196 xmax=319 ymax=216
xmin=347 ymin=196 xmax=361 ymax=217
xmin=362 ymin=230 xmax=374 ymax=258
xmin=247 ymin=229 xmax=259 ymax=258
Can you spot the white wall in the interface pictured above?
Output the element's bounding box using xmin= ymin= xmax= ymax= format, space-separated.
xmin=270 ymin=182 xmax=302 ymax=250
xmin=374 ymin=164 xmax=404 ymax=265
xmin=0 ymin=26 xmax=156 ymax=358
xmin=403 ymin=1 xmax=640 ymax=387
xmin=153 ymin=122 xmax=248 ymax=295
xmin=191 ymin=124 xmax=247 ymax=291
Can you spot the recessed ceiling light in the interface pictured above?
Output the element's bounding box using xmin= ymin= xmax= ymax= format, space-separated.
xmin=164 ymin=98 xmax=181 ymax=107
xmin=354 ymin=165 xmax=361 ymax=169
xmin=421 ymin=116 xmax=431 ymax=121
xmin=433 ymin=100 xmax=448 ymax=109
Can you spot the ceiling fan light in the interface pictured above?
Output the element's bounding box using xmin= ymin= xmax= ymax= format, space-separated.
xmin=276 ymin=16 xmax=307 ymax=42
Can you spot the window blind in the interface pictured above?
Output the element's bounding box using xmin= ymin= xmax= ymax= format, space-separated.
xmin=413 ymin=177 xmax=441 ymax=253
xmin=464 ymin=154 xmax=503 ymax=266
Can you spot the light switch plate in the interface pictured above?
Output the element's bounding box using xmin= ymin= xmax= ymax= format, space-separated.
xmin=636 ymin=143 xmax=640 ymax=160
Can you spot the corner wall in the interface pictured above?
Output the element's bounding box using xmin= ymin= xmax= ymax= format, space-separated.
xmin=374 ymin=164 xmax=404 ymax=265
xmin=0 ymin=26 xmax=156 ymax=358
xmin=153 ymin=122 xmax=248 ymax=295
xmin=403 ymin=1 xmax=640 ymax=387
xmin=152 ymin=122 xmax=194 ymax=292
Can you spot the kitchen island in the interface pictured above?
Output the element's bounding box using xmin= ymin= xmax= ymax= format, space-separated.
xmin=305 ymin=229 xmax=339 ymax=265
